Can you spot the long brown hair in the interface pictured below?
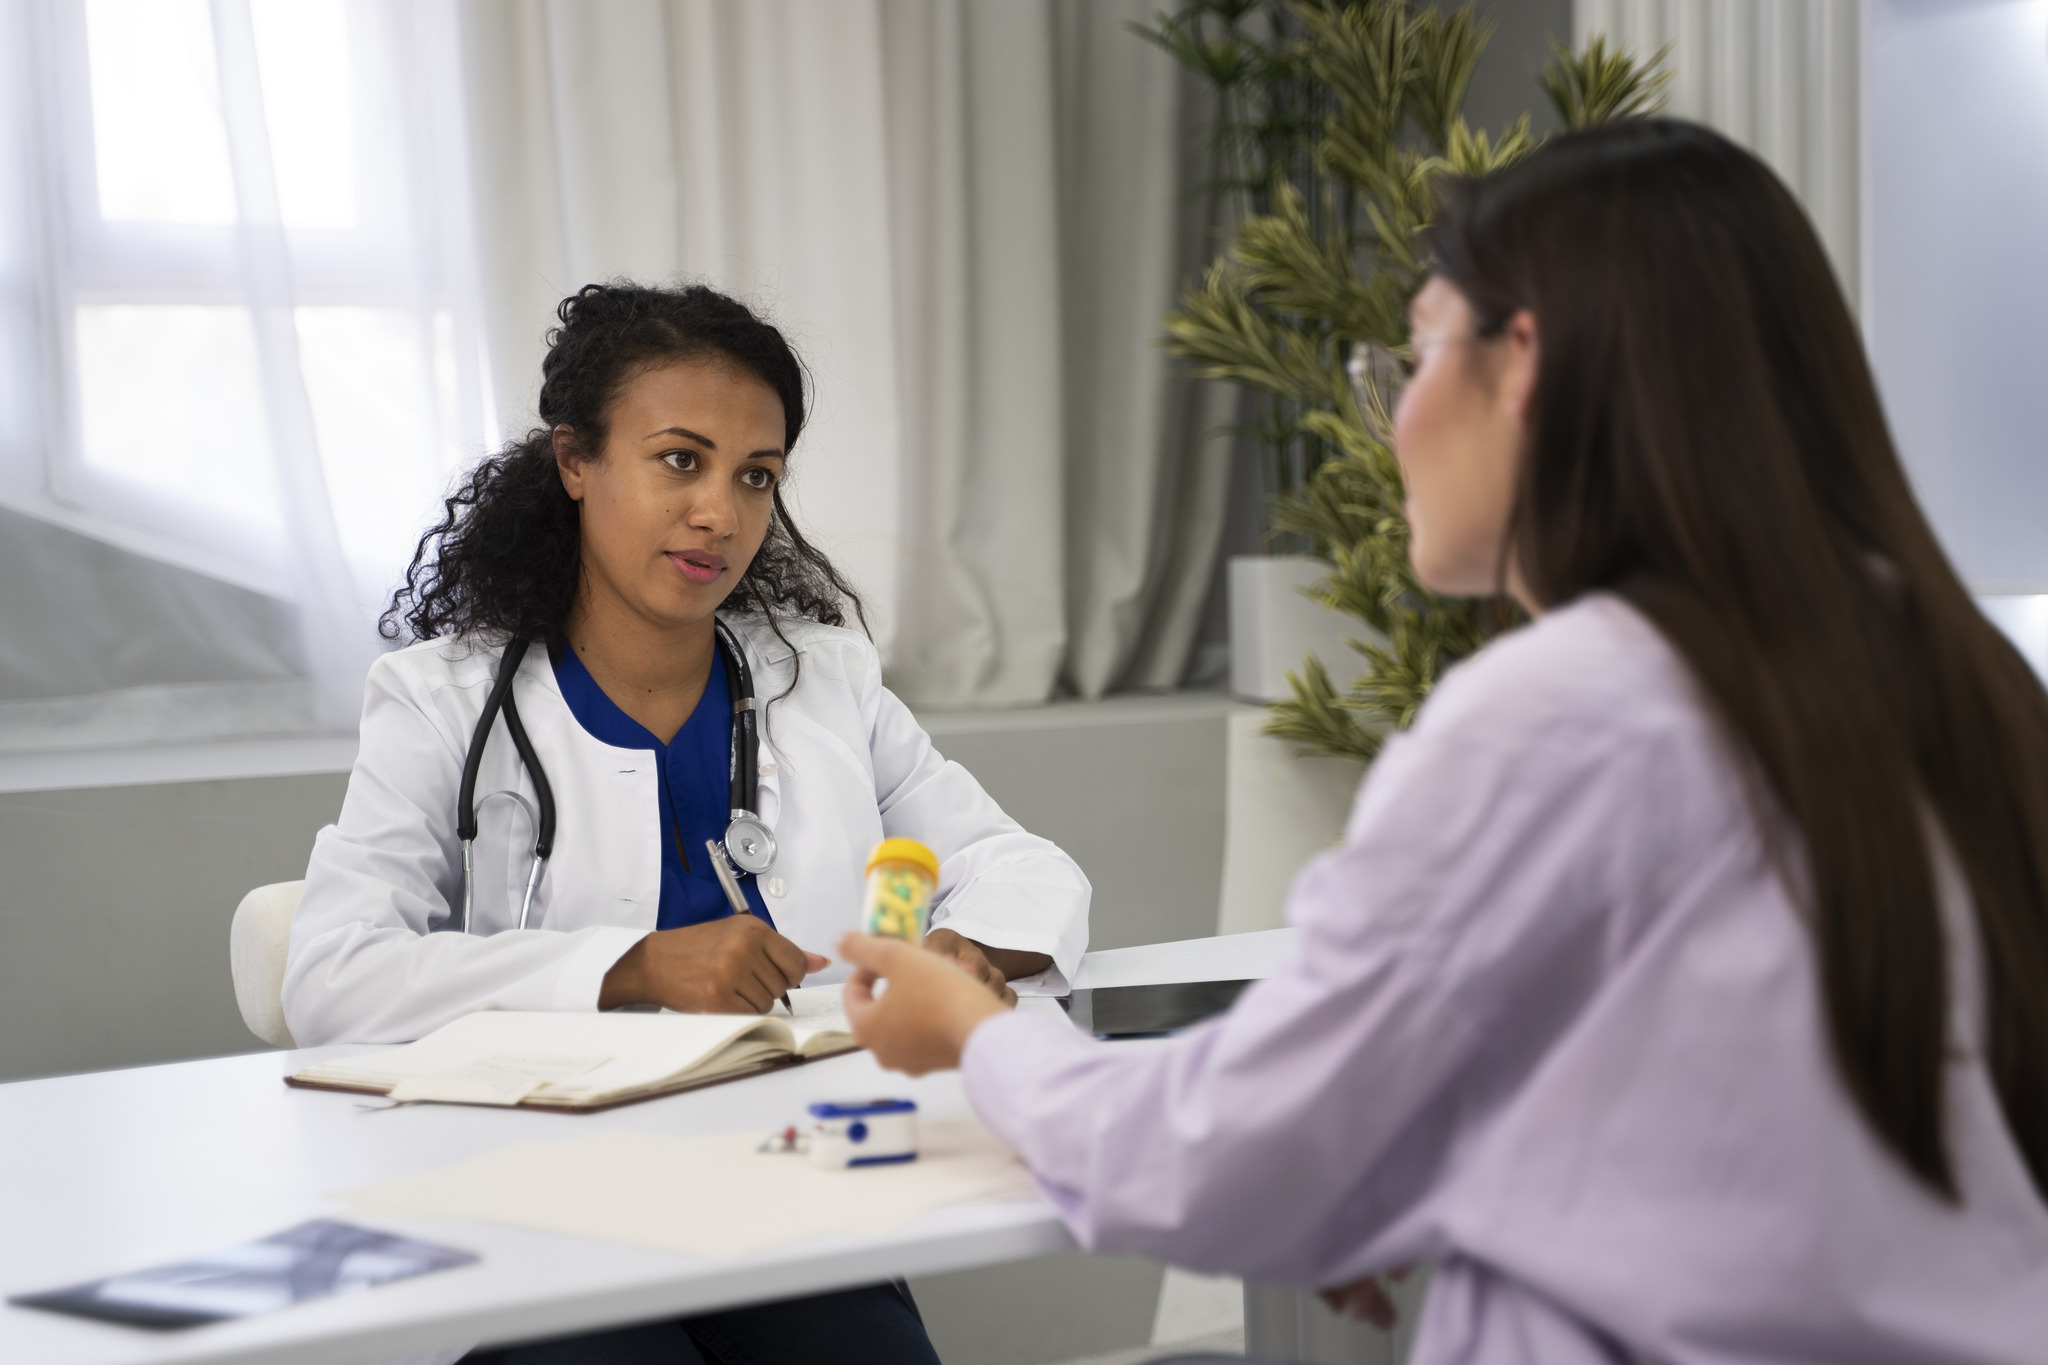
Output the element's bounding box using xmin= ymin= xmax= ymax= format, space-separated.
xmin=1426 ymin=119 xmax=2048 ymax=1200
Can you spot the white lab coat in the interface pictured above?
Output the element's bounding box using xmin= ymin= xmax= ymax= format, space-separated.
xmin=283 ymin=614 xmax=1091 ymax=1047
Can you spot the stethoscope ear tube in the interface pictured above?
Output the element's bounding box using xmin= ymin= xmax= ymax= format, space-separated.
xmin=714 ymin=618 xmax=758 ymax=819
xmin=456 ymin=637 xmax=557 ymax=933
xmin=458 ymin=636 xmax=530 ymax=842
xmin=496 ymin=684 xmax=557 ymax=859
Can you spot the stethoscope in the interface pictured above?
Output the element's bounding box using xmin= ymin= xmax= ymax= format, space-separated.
xmin=452 ymin=617 xmax=776 ymax=934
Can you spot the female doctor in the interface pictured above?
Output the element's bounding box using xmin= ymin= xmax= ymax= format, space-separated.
xmin=283 ymin=281 xmax=1089 ymax=1363
xmin=840 ymin=120 xmax=2048 ymax=1365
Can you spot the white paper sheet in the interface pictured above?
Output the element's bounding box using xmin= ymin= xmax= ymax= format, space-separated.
xmin=337 ymin=1119 xmax=1040 ymax=1260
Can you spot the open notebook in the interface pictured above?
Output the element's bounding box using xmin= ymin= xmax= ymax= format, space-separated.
xmin=287 ymin=986 xmax=856 ymax=1112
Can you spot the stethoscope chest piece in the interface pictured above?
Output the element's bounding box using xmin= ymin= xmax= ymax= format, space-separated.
xmin=713 ymin=617 xmax=775 ymax=878
xmin=724 ymin=813 xmax=777 ymax=876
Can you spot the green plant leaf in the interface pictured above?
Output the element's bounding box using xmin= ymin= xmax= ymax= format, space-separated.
xmin=1233 ymin=184 xmax=1391 ymax=344
xmin=1410 ymin=5 xmax=1492 ymax=149
xmin=1262 ymin=652 xmax=1384 ymax=761
xmin=1165 ymin=263 xmax=1338 ymax=405
xmin=1541 ymin=35 xmax=1673 ymax=129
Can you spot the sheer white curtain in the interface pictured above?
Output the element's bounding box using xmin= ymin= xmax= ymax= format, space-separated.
xmin=458 ymin=0 xmax=1229 ymax=709
xmin=0 ymin=0 xmax=486 ymax=754
xmin=0 ymin=0 xmax=1227 ymax=764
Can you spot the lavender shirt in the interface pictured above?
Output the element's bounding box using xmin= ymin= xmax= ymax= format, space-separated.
xmin=963 ymin=595 xmax=2048 ymax=1364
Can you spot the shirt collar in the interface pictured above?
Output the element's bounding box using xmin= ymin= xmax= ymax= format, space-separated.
xmin=550 ymin=640 xmax=730 ymax=754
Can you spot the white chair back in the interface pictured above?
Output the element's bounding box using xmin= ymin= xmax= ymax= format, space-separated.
xmin=230 ymin=881 xmax=303 ymax=1048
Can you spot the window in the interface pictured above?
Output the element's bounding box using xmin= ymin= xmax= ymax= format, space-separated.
xmin=2 ymin=0 xmax=486 ymax=613
xmin=0 ymin=0 xmax=485 ymax=757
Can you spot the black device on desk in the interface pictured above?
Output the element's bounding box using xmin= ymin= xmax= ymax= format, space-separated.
xmin=1058 ymin=979 xmax=1253 ymax=1038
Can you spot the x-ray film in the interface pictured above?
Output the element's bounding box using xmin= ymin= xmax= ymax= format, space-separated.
xmin=9 ymin=1219 xmax=477 ymax=1329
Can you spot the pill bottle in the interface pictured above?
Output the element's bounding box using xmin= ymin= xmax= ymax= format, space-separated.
xmin=863 ymin=838 xmax=939 ymax=942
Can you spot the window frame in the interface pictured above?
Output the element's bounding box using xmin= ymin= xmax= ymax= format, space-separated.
xmin=2 ymin=0 xmax=488 ymax=598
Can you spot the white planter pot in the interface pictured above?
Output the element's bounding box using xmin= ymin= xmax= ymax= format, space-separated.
xmin=1216 ymin=706 xmax=1365 ymax=936
xmin=1228 ymin=555 xmax=1373 ymax=703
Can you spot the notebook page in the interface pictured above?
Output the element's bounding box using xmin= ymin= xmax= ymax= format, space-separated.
xmin=387 ymin=1054 xmax=610 ymax=1106
xmin=779 ymin=985 xmax=855 ymax=1056
xmin=299 ymin=1011 xmax=795 ymax=1101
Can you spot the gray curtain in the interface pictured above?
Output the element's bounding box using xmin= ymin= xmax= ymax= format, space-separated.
xmin=1054 ymin=1 xmax=1235 ymax=697
xmin=873 ymin=0 xmax=1068 ymax=706
xmin=456 ymin=0 xmax=1232 ymax=708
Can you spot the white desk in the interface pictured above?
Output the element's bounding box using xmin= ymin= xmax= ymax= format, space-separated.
xmin=0 ymin=929 xmax=1295 ymax=1365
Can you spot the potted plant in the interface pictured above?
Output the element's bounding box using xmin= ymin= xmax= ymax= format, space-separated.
xmin=1147 ymin=2 xmax=1668 ymax=744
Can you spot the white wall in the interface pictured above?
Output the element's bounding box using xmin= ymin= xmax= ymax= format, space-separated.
xmin=1864 ymin=0 xmax=2048 ymax=592
xmin=0 ymin=697 xmax=1227 ymax=1085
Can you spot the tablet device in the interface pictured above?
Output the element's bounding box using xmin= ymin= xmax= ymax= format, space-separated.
xmin=1058 ymin=979 xmax=1253 ymax=1038
xmin=8 ymin=1219 xmax=476 ymax=1330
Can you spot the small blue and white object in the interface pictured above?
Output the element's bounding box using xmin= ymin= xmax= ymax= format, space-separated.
xmin=806 ymin=1099 xmax=917 ymax=1169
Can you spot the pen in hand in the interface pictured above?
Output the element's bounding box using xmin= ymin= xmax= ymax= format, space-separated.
xmin=706 ymin=838 xmax=791 ymax=1012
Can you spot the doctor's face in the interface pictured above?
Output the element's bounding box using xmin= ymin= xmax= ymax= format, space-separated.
xmin=555 ymin=358 xmax=786 ymax=633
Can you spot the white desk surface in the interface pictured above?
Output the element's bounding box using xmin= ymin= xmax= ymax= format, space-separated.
xmin=0 ymin=928 xmax=1295 ymax=1365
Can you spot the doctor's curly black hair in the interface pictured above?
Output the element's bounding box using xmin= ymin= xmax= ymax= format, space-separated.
xmin=382 ymin=281 xmax=865 ymax=651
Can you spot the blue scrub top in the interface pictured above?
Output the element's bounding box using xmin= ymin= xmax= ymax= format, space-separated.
xmin=551 ymin=641 xmax=771 ymax=931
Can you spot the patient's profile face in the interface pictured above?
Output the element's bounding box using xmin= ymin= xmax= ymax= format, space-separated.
xmin=1393 ymin=277 xmax=1533 ymax=604
xmin=555 ymin=358 xmax=787 ymax=632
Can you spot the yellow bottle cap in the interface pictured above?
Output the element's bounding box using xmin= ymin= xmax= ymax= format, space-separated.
xmin=866 ymin=837 xmax=940 ymax=880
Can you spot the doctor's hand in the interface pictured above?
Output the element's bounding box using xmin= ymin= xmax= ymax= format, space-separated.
xmin=599 ymin=917 xmax=830 ymax=1015
xmin=1317 ymin=1268 xmax=1412 ymax=1331
xmin=839 ymin=932 xmax=1008 ymax=1075
xmin=921 ymin=928 xmax=1018 ymax=1007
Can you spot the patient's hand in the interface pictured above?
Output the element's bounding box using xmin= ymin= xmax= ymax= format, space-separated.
xmin=840 ymin=932 xmax=1008 ymax=1075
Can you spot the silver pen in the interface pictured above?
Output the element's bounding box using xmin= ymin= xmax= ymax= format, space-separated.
xmin=707 ymin=839 xmax=790 ymax=1012
xmin=706 ymin=838 xmax=750 ymax=915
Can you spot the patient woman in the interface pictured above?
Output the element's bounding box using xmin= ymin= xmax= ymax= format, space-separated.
xmin=842 ymin=119 xmax=2048 ymax=1363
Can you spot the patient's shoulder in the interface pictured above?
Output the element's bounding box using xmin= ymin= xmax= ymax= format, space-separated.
xmin=1416 ymin=593 xmax=1707 ymax=754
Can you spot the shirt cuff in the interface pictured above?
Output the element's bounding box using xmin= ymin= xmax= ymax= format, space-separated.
xmin=960 ymin=1007 xmax=1096 ymax=1151
xmin=1006 ymin=963 xmax=1068 ymax=998
xmin=553 ymin=925 xmax=651 ymax=1011
xmin=934 ymin=918 xmax=1074 ymax=996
